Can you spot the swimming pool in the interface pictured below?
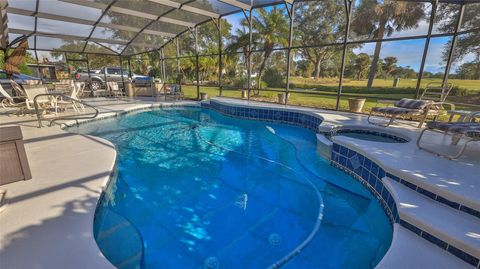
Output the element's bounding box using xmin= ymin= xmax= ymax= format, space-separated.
xmin=71 ymin=106 xmax=392 ymax=269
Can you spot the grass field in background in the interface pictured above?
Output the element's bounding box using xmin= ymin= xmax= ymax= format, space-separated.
xmin=289 ymin=77 xmax=480 ymax=92
xmin=182 ymin=75 xmax=479 ymax=113
xmin=183 ymin=85 xmax=413 ymax=112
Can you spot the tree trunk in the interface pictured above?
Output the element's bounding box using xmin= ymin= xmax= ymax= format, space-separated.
xmin=256 ymin=49 xmax=272 ymax=95
xmin=475 ymin=56 xmax=480 ymax=80
xmin=475 ymin=62 xmax=480 ymax=80
xmin=367 ymin=24 xmax=386 ymax=90
xmin=314 ymin=60 xmax=322 ymax=79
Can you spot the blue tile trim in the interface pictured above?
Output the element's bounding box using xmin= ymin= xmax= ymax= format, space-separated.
xmin=447 ymin=245 xmax=480 ymax=268
xmin=333 ymin=129 xmax=408 ymax=143
xmin=421 ymin=231 xmax=448 ymax=249
xmin=384 ymin=170 xmax=480 ymax=219
xmin=330 ymin=145 xmax=398 ymax=224
xmin=332 ymin=143 xmax=480 ymax=267
xmin=386 ymin=172 xmax=480 ymax=220
xmin=399 ymin=219 xmax=422 ymax=236
xmin=399 ymin=220 xmax=479 ymax=267
xmin=202 ymin=100 xmax=323 ymax=132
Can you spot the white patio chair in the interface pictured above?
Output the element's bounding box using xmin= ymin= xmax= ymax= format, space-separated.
xmin=55 ymin=82 xmax=86 ymax=113
xmin=107 ymin=81 xmax=125 ymax=98
xmin=23 ymin=84 xmax=56 ymax=114
xmin=0 ymin=84 xmax=27 ymax=115
xmin=10 ymin=80 xmax=27 ymax=97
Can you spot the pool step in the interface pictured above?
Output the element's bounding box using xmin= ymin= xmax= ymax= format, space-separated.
xmin=114 ymin=251 xmax=143 ymax=269
xmin=96 ymin=221 xmax=129 ymax=240
xmin=377 ymin=224 xmax=474 ymax=269
xmin=383 ymin=177 xmax=480 ymax=267
xmin=95 ymin=209 xmax=145 ymax=268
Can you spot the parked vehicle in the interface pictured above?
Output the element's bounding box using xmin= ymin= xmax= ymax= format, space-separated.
xmin=74 ymin=67 xmax=152 ymax=91
xmin=0 ymin=70 xmax=41 ymax=95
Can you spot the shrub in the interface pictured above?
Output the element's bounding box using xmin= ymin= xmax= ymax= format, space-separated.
xmin=451 ymin=86 xmax=471 ymax=96
xmin=233 ymin=77 xmax=248 ymax=88
xmin=262 ymin=68 xmax=285 ymax=88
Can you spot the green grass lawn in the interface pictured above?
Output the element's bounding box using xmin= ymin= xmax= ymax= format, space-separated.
xmin=182 ymin=79 xmax=479 ymax=114
xmin=289 ymin=77 xmax=480 ymax=92
xmin=181 ymin=74 xmax=479 ymax=119
xmin=183 ymin=85 xmax=411 ymax=112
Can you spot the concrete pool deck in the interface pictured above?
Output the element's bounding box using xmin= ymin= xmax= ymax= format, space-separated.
xmin=0 ymin=97 xmax=478 ymax=268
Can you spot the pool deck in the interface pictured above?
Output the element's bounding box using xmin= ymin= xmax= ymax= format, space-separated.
xmin=0 ymin=96 xmax=478 ymax=268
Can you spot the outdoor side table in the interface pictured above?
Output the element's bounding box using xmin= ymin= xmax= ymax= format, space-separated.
xmin=0 ymin=126 xmax=32 ymax=212
xmin=0 ymin=126 xmax=32 ymax=185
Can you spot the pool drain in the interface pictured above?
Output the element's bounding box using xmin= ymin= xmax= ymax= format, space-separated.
xmin=204 ymin=256 xmax=220 ymax=269
xmin=268 ymin=233 xmax=282 ymax=246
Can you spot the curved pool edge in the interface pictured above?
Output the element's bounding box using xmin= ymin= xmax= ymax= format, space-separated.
xmin=93 ymin=167 xmax=147 ymax=269
xmin=60 ymin=101 xmax=201 ymax=129
xmin=80 ymin=100 xmax=393 ymax=268
xmin=58 ymin=98 xmax=474 ymax=268
xmin=89 ymin=137 xmax=119 ymax=269
xmin=62 ymin=102 xmax=201 ymax=268
xmin=0 ymin=124 xmax=118 ymax=268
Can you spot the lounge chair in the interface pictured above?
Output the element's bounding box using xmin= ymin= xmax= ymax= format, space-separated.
xmin=10 ymin=80 xmax=27 ymax=97
xmin=76 ymin=81 xmax=86 ymax=98
xmin=368 ymin=83 xmax=454 ymax=128
xmin=107 ymin=81 xmax=124 ymax=98
xmin=166 ymin=84 xmax=183 ymax=100
xmin=55 ymin=82 xmax=85 ymax=113
xmin=74 ymin=82 xmax=86 ymax=111
xmin=0 ymin=84 xmax=27 ymax=114
xmin=91 ymin=81 xmax=108 ymax=97
xmin=23 ymin=84 xmax=56 ymax=113
xmin=53 ymin=80 xmax=74 ymax=93
xmin=416 ymin=111 xmax=479 ymax=159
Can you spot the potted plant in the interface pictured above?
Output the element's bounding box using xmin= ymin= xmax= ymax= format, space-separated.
xmin=200 ymin=92 xmax=209 ymax=100
xmin=241 ymin=89 xmax=248 ymax=99
xmin=348 ymin=97 xmax=366 ymax=113
xmin=277 ymin=93 xmax=289 ymax=104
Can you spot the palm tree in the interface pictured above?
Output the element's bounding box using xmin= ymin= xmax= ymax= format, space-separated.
xmin=383 ymin=56 xmax=398 ymax=77
xmin=226 ymin=6 xmax=289 ymax=94
xmin=354 ymin=53 xmax=371 ymax=80
xmin=351 ymin=0 xmax=425 ymax=89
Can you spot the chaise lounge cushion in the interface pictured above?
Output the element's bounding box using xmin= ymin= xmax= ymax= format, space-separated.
xmin=394 ymin=98 xmax=433 ymax=110
xmin=427 ymin=122 xmax=480 ymax=138
xmin=372 ymin=106 xmax=424 ymax=115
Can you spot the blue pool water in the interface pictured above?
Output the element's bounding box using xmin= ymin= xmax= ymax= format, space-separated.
xmin=70 ymin=106 xmax=392 ymax=269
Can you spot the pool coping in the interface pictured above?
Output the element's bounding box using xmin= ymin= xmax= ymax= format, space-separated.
xmin=60 ymin=101 xmax=201 ymax=129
